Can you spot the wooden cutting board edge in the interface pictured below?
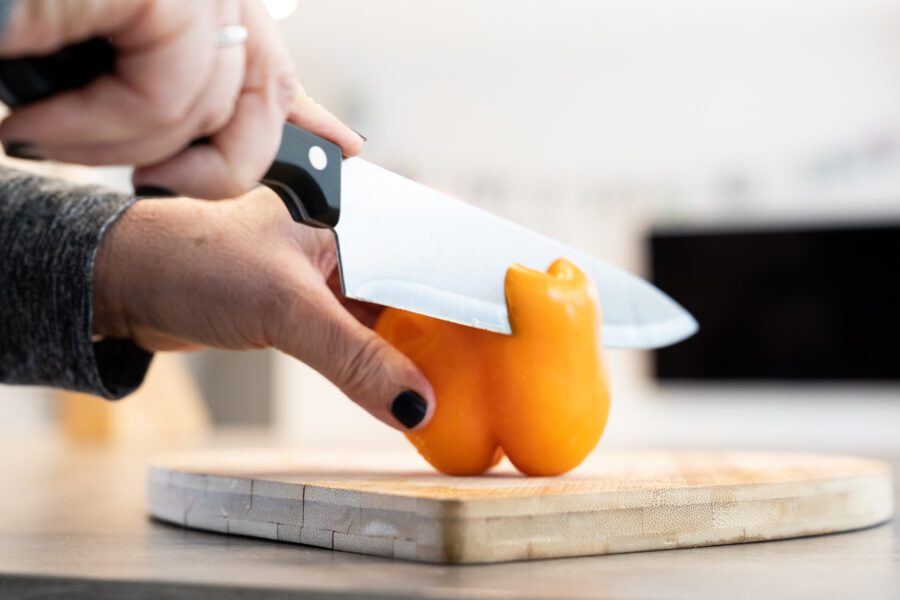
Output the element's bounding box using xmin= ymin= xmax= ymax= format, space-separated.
xmin=145 ymin=452 xmax=895 ymax=564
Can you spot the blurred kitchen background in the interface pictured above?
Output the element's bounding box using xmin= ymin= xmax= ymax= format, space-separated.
xmin=1 ymin=0 xmax=899 ymax=454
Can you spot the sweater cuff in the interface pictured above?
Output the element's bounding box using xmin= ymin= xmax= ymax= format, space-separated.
xmin=0 ymin=167 xmax=153 ymax=399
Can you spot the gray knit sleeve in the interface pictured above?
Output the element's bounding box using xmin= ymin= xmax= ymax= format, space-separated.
xmin=0 ymin=166 xmax=153 ymax=398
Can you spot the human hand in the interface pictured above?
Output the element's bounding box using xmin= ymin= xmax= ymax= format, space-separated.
xmin=92 ymin=188 xmax=435 ymax=431
xmin=0 ymin=0 xmax=364 ymax=198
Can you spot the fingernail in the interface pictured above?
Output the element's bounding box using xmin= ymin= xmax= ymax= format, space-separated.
xmin=391 ymin=390 xmax=427 ymax=429
xmin=134 ymin=185 xmax=175 ymax=198
xmin=3 ymin=141 xmax=42 ymax=161
xmin=350 ymin=127 xmax=367 ymax=142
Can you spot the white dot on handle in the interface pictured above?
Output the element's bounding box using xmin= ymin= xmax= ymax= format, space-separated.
xmin=308 ymin=146 xmax=328 ymax=171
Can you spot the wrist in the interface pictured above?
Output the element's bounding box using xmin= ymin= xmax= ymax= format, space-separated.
xmin=92 ymin=200 xmax=144 ymax=339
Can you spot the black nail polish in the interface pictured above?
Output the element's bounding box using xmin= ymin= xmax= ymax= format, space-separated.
xmin=391 ymin=391 xmax=427 ymax=429
xmin=3 ymin=141 xmax=42 ymax=161
xmin=134 ymin=186 xmax=175 ymax=198
xmin=350 ymin=127 xmax=368 ymax=142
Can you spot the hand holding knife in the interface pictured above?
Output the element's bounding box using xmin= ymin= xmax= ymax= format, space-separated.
xmin=0 ymin=37 xmax=697 ymax=348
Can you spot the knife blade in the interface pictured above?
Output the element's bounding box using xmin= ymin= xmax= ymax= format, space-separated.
xmin=0 ymin=39 xmax=698 ymax=348
xmin=336 ymin=158 xmax=697 ymax=348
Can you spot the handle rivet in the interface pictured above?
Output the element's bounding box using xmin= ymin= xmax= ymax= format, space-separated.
xmin=308 ymin=145 xmax=328 ymax=170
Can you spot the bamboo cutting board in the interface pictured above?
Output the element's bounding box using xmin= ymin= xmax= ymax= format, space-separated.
xmin=146 ymin=450 xmax=894 ymax=564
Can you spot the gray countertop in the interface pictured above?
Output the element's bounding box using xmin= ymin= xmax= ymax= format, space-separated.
xmin=0 ymin=432 xmax=897 ymax=600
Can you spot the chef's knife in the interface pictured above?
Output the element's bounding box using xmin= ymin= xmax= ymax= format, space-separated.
xmin=0 ymin=38 xmax=698 ymax=348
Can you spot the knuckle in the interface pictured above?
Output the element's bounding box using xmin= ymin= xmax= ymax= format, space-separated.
xmin=276 ymin=72 xmax=304 ymax=113
xmin=149 ymin=95 xmax=193 ymax=128
xmin=203 ymin=162 xmax=259 ymax=199
xmin=225 ymin=162 xmax=264 ymax=197
xmin=259 ymin=277 xmax=299 ymax=347
xmin=219 ymin=177 xmax=253 ymax=199
xmin=199 ymin=102 xmax=234 ymax=137
xmin=336 ymin=335 xmax=390 ymax=399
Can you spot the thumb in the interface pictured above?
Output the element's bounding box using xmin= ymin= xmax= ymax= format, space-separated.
xmin=276 ymin=286 xmax=435 ymax=432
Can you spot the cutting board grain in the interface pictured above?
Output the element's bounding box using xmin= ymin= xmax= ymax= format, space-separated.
xmin=146 ymin=449 xmax=894 ymax=564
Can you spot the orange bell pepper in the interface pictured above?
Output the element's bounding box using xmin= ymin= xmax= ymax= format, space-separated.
xmin=375 ymin=258 xmax=611 ymax=476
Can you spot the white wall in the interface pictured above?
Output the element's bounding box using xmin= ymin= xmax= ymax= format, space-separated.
xmin=283 ymin=0 xmax=900 ymax=212
xmin=273 ymin=0 xmax=900 ymax=454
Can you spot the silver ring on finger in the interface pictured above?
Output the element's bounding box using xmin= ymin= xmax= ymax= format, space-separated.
xmin=216 ymin=25 xmax=248 ymax=48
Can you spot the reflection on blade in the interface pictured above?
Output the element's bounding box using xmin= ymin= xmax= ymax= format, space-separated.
xmin=349 ymin=278 xmax=511 ymax=334
xmin=335 ymin=158 xmax=698 ymax=349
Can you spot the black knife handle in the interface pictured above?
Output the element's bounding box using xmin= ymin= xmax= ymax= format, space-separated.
xmin=0 ymin=37 xmax=115 ymax=107
xmin=262 ymin=125 xmax=341 ymax=228
xmin=0 ymin=37 xmax=341 ymax=228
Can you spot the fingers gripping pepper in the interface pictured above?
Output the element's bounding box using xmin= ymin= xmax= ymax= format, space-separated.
xmin=375 ymin=258 xmax=611 ymax=476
